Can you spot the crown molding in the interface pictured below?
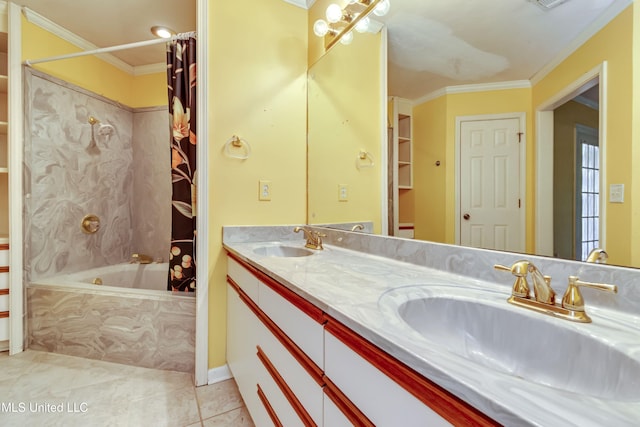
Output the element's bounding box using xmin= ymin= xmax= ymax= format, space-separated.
xmin=530 ymin=0 xmax=631 ymax=86
xmin=134 ymin=62 xmax=166 ymax=76
xmin=282 ymin=0 xmax=317 ymax=9
xmin=414 ymin=80 xmax=532 ymax=105
xmin=22 ymin=7 xmax=135 ymax=75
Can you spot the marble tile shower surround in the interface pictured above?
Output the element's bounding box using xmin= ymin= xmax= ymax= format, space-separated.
xmin=222 ymin=225 xmax=640 ymax=316
xmin=132 ymin=107 xmax=172 ymax=262
xmin=24 ymin=68 xmax=170 ymax=281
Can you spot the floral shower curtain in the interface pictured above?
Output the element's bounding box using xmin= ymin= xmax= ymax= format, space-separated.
xmin=167 ymin=35 xmax=197 ymax=292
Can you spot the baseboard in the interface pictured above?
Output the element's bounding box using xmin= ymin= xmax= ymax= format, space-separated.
xmin=208 ymin=364 xmax=232 ymax=385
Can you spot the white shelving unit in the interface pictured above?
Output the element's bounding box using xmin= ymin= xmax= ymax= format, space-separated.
xmin=0 ymin=12 xmax=8 ymax=349
xmin=390 ymin=97 xmax=413 ymax=236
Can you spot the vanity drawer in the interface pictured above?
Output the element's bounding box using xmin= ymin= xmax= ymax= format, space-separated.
xmin=0 ymin=316 xmax=8 ymax=341
xmin=259 ymin=281 xmax=324 ymax=369
xmin=258 ymin=317 xmax=324 ymax=425
xmin=227 ymin=256 xmax=260 ymax=302
xmin=0 ymin=269 xmax=7 ymax=289
xmin=0 ymin=293 xmax=8 ymax=312
xmin=0 ymin=243 xmax=8 ymax=266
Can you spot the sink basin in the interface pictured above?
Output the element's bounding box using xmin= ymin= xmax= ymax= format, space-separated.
xmin=253 ymin=245 xmax=314 ymax=258
xmin=379 ymin=285 xmax=640 ymax=400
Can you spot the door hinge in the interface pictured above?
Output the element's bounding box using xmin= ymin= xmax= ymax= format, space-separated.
xmin=519 ymin=199 xmax=521 ymax=208
xmin=517 ymin=132 xmax=524 ymax=143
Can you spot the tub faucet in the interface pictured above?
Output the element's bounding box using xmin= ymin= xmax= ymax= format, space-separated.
xmin=131 ymin=253 xmax=153 ymax=264
xmin=293 ymin=226 xmax=326 ymax=250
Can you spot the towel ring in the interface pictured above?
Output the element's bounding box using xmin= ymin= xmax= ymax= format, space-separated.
xmin=224 ymin=135 xmax=252 ymax=159
xmin=356 ymin=150 xmax=374 ymax=169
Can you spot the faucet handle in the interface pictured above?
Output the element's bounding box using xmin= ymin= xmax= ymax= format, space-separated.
xmin=494 ymin=263 xmax=530 ymax=298
xmin=561 ymin=276 xmax=617 ymax=311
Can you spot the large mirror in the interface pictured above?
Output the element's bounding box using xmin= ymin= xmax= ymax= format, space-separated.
xmin=307 ymin=0 xmax=640 ymax=268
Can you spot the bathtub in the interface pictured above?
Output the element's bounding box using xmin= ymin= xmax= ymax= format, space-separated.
xmin=30 ymin=262 xmax=191 ymax=297
xmin=27 ymin=262 xmax=196 ymax=372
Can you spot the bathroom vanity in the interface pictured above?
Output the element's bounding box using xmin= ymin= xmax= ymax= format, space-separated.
xmin=223 ymin=225 xmax=640 ymax=426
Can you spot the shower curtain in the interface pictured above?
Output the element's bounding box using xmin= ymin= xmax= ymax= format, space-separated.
xmin=167 ymin=35 xmax=197 ymax=292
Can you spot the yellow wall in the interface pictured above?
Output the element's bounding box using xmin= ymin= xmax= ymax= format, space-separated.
xmin=553 ymin=101 xmax=599 ymax=260
xmin=533 ymin=5 xmax=633 ymax=266
xmin=307 ymin=31 xmax=382 ymax=231
xmin=22 ymin=18 xmax=165 ymax=108
xmin=633 ymin=1 xmax=640 ymax=267
xmin=413 ymin=88 xmax=533 ymax=247
xmin=209 ymin=0 xmax=308 ymax=368
xmin=413 ymin=96 xmax=447 ymax=242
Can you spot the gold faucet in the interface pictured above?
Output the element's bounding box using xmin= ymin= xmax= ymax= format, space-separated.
xmin=586 ymin=248 xmax=608 ymax=263
xmin=293 ymin=226 xmax=326 ymax=250
xmin=351 ymin=224 xmax=365 ymax=232
xmin=494 ymin=261 xmax=617 ymax=323
xmin=131 ymin=253 xmax=153 ymax=264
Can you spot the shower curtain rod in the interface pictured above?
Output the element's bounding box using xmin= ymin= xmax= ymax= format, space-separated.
xmin=23 ymin=31 xmax=196 ymax=66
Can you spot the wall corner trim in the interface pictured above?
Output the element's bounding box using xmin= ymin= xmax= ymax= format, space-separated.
xmin=207 ymin=364 xmax=233 ymax=385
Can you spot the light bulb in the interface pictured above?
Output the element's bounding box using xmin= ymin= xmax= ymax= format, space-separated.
xmin=373 ymin=0 xmax=390 ymax=16
xmin=355 ymin=16 xmax=370 ymax=33
xmin=340 ymin=31 xmax=354 ymax=45
xmin=151 ymin=25 xmax=176 ymax=39
xmin=326 ymin=3 xmax=343 ymax=23
xmin=313 ymin=19 xmax=329 ymax=37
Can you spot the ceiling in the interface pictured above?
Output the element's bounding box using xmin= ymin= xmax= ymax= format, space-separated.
xmin=12 ymin=0 xmax=632 ymax=101
xmin=14 ymin=0 xmax=196 ymax=68
xmin=376 ymin=0 xmax=630 ymax=101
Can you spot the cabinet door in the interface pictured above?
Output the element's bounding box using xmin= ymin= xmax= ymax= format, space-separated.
xmin=258 ymin=315 xmax=323 ymax=425
xmin=226 ymin=281 xmax=267 ymax=427
xmin=325 ymin=330 xmax=452 ymax=427
xmin=258 ymin=281 xmax=324 ymax=369
xmin=323 ymin=393 xmax=354 ymax=427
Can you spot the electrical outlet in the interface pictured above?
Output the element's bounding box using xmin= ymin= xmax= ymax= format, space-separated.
xmin=338 ymin=184 xmax=348 ymax=202
xmin=610 ymin=184 xmax=624 ymax=203
xmin=259 ymin=180 xmax=272 ymax=201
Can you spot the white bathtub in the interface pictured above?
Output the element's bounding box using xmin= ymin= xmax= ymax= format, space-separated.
xmin=30 ymin=262 xmax=194 ymax=298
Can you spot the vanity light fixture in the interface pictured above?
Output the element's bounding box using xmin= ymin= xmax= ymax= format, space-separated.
xmin=313 ymin=0 xmax=390 ymax=50
xmin=150 ymin=25 xmax=176 ymax=39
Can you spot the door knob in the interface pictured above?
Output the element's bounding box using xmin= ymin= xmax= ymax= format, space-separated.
xmin=463 ymin=213 xmax=471 ymax=220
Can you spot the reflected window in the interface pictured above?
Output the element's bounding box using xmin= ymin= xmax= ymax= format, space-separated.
xmin=575 ymin=124 xmax=599 ymax=261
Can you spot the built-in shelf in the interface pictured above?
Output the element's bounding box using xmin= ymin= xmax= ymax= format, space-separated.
xmin=391 ymin=97 xmax=414 ymax=237
xmin=0 ymin=168 xmax=7 ymax=174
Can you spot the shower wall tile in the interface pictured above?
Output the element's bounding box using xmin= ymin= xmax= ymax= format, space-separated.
xmin=27 ymin=286 xmax=196 ymax=373
xmin=132 ymin=108 xmax=171 ymax=262
xmin=25 ymin=69 xmax=134 ymax=281
xmin=24 ymin=69 xmax=171 ymax=281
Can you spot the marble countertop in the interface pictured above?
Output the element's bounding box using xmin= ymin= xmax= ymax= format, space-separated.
xmin=223 ymin=232 xmax=640 ymax=427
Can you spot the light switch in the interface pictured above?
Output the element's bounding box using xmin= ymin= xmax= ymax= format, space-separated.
xmin=610 ymin=184 xmax=624 ymax=203
xmin=259 ymin=180 xmax=271 ymax=201
xmin=338 ymin=184 xmax=348 ymax=202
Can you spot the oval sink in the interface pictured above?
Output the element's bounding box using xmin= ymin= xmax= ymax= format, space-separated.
xmin=379 ymin=285 xmax=640 ymax=401
xmin=253 ymin=245 xmax=314 ymax=258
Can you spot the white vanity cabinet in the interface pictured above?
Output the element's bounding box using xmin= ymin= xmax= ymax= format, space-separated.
xmin=226 ymin=253 xmax=498 ymax=427
xmin=226 ymin=255 xmax=326 ymax=426
xmin=226 ymin=258 xmax=269 ymax=426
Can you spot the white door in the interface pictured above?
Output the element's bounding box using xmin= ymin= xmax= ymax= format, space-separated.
xmin=460 ymin=118 xmax=523 ymax=251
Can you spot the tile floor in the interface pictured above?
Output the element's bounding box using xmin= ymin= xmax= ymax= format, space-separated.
xmin=0 ymin=350 xmax=255 ymax=427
